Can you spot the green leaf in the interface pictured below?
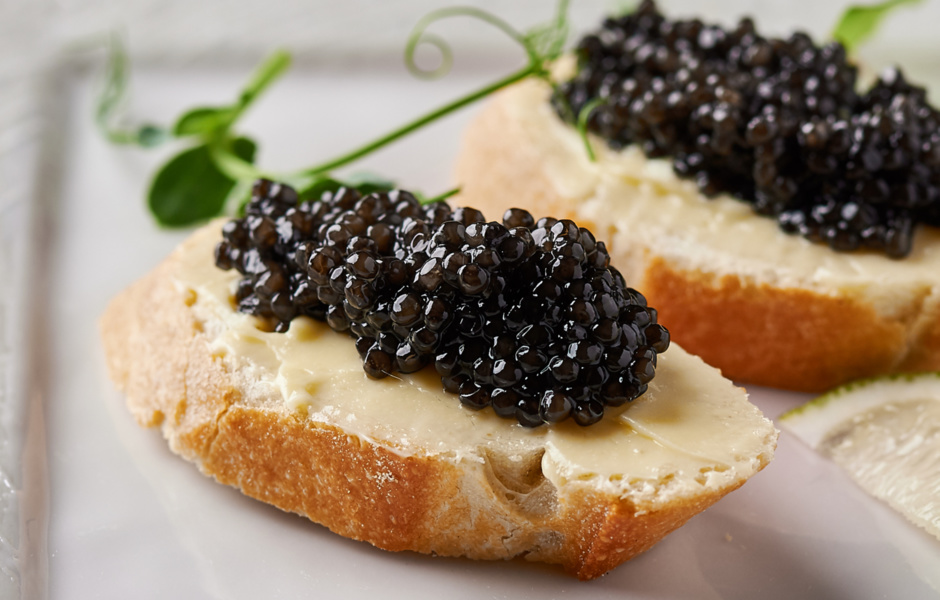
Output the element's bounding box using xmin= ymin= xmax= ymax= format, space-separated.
xmin=147 ymin=137 xmax=256 ymax=227
xmin=832 ymin=0 xmax=923 ymax=52
xmin=173 ymin=106 xmax=236 ymax=137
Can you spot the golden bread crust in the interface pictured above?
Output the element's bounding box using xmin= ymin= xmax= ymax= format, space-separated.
xmin=453 ymin=86 xmax=940 ymax=392
xmin=100 ymin=240 xmax=765 ymax=580
xmin=640 ymin=257 xmax=905 ymax=391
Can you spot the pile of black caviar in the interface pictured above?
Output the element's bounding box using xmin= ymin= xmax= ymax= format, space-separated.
xmin=214 ymin=179 xmax=670 ymax=427
xmin=554 ymin=0 xmax=940 ymax=258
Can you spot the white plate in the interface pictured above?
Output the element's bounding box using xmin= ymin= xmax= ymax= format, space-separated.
xmin=13 ymin=42 xmax=940 ymax=600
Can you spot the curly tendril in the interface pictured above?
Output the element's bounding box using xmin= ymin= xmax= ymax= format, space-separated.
xmin=405 ymin=2 xmax=571 ymax=82
xmin=405 ymin=31 xmax=454 ymax=80
xmin=297 ymin=1 xmax=571 ymax=178
xmin=405 ymin=7 xmax=530 ymax=80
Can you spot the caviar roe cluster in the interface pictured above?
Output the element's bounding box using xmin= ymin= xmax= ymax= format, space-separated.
xmin=214 ymin=180 xmax=670 ymax=427
xmin=554 ymin=0 xmax=940 ymax=258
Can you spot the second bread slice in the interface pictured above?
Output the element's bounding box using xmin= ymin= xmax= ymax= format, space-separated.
xmin=455 ymin=79 xmax=940 ymax=392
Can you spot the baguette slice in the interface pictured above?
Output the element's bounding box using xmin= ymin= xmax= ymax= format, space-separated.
xmin=100 ymin=222 xmax=777 ymax=579
xmin=454 ymin=79 xmax=940 ymax=392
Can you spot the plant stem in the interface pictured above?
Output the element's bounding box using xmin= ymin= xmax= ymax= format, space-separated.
xmin=207 ymin=63 xmax=534 ymax=186
xmin=420 ymin=186 xmax=461 ymax=204
xmin=209 ymin=138 xmax=265 ymax=181
xmin=231 ymin=50 xmax=292 ymax=122
xmin=297 ymin=65 xmax=534 ymax=178
xmin=576 ymin=98 xmax=606 ymax=162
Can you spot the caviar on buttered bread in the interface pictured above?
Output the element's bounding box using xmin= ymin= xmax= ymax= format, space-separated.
xmin=215 ymin=180 xmax=670 ymax=427
xmin=101 ymin=180 xmax=776 ymax=579
xmin=455 ymin=0 xmax=940 ymax=392
xmin=555 ymin=0 xmax=939 ymax=258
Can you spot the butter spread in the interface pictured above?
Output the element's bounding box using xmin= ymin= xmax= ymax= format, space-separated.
xmin=503 ymin=79 xmax=940 ymax=317
xmin=175 ymin=223 xmax=776 ymax=505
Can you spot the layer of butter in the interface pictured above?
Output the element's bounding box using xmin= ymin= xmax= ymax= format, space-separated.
xmin=503 ymin=79 xmax=940 ymax=317
xmin=175 ymin=224 xmax=776 ymax=503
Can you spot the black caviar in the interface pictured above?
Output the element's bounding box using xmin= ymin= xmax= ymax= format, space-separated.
xmin=215 ymin=180 xmax=670 ymax=427
xmin=554 ymin=0 xmax=940 ymax=258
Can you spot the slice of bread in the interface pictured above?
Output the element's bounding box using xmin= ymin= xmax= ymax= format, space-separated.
xmin=454 ymin=79 xmax=940 ymax=392
xmin=100 ymin=221 xmax=776 ymax=579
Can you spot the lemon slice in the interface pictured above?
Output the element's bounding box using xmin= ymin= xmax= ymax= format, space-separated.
xmin=779 ymin=372 xmax=940 ymax=540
